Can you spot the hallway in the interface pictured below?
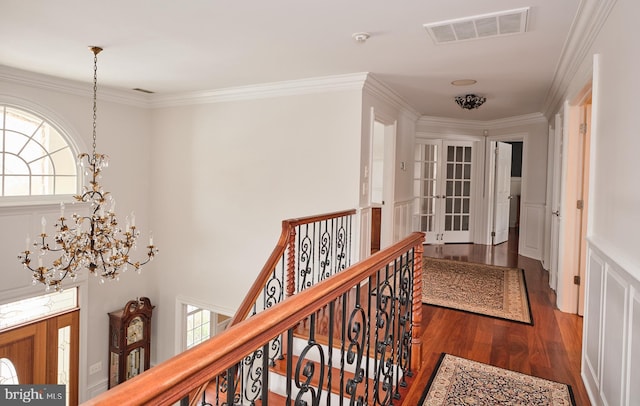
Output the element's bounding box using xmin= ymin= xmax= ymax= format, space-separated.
xmin=402 ymin=229 xmax=591 ymax=405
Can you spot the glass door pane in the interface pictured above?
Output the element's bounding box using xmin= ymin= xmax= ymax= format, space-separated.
xmin=58 ymin=326 xmax=70 ymax=406
xmin=414 ymin=143 xmax=439 ymax=237
xmin=444 ymin=145 xmax=472 ymax=234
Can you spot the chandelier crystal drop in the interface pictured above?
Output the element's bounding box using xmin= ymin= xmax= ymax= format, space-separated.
xmin=454 ymin=94 xmax=487 ymax=110
xmin=18 ymin=46 xmax=158 ymax=292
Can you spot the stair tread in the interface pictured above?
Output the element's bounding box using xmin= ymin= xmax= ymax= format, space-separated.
xmin=271 ymin=353 xmax=395 ymax=402
xmin=255 ymin=392 xmax=286 ymax=406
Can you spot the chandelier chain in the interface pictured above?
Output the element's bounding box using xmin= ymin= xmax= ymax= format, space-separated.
xmin=92 ymin=50 xmax=98 ymax=156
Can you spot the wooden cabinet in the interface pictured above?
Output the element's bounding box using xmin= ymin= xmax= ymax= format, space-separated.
xmin=108 ymin=297 xmax=153 ymax=388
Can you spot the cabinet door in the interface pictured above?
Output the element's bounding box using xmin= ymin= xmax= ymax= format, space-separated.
xmin=414 ymin=140 xmax=474 ymax=244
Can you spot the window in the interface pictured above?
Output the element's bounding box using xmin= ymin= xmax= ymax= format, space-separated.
xmin=185 ymin=305 xmax=211 ymax=349
xmin=183 ymin=304 xmax=231 ymax=350
xmin=0 ymin=287 xmax=78 ymax=330
xmin=0 ymin=358 xmax=19 ymax=384
xmin=0 ymin=105 xmax=77 ymax=197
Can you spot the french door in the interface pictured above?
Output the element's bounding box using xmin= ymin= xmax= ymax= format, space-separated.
xmin=414 ymin=139 xmax=474 ymax=244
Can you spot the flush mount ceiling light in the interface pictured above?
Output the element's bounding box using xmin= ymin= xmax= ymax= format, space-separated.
xmin=455 ymin=94 xmax=486 ymax=110
xmin=352 ymin=32 xmax=370 ymax=43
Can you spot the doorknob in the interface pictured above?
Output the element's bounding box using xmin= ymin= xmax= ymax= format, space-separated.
xmin=552 ymin=210 xmax=560 ymax=216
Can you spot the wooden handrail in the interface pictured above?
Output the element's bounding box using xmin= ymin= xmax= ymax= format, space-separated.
xmin=229 ymin=209 xmax=356 ymax=326
xmin=82 ymin=232 xmax=424 ymax=406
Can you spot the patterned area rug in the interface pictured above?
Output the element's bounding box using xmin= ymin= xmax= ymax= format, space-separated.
xmin=422 ymin=257 xmax=532 ymax=324
xmin=420 ymin=353 xmax=576 ymax=405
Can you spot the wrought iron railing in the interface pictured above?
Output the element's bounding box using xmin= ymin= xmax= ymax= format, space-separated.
xmin=231 ymin=209 xmax=356 ymax=326
xmin=81 ymin=232 xmax=425 ymax=406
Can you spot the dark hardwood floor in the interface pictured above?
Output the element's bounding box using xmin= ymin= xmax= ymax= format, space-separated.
xmin=401 ymin=229 xmax=591 ymax=405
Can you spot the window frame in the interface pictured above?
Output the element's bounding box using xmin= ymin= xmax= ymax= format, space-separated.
xmin=175 ymin=296 xmax=234 ymax=353
xmin=0 ymin=102 xmax=83 ymax=207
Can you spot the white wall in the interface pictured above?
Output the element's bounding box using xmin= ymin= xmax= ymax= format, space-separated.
xmin=0 ymin=71 xmax=156 ymax=401
xmin=149 ymin=89 xmax=363 ymax=364
xmin=570 ymin=0 xmax=640 ymax=404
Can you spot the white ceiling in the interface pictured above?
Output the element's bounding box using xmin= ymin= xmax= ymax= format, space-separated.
xmin=0 ymin=0 xmax=583 ymax=120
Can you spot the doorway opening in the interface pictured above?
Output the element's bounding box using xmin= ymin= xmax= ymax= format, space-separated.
xmin=369 ymin=114 xmax=396 ymax=252
xmin=485 ymin=136 xmax=525 ymax=249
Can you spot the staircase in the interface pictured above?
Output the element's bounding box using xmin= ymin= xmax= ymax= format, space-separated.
xmin=191 ymin=210 xmax=420 ymax=406
xmin=82 ymin=210 xmax=425 ymax=406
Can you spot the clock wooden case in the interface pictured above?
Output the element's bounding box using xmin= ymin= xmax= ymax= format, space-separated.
xmin=108 ymin=297 xmax=154 ymax=388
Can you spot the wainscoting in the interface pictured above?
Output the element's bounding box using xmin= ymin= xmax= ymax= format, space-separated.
xmin=393 ymin=198 xmax=414 ymax=243
xmin=583 ymin=240 xmax=640 ymax=405
xmin=518 ymin=202 xmax=545 ymax=260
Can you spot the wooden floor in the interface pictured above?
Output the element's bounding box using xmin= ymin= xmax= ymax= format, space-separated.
xmin=401 ymin=229 xmax=591 ymax=405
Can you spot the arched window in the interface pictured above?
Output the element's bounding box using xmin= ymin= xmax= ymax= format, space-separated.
xmin=0 ymin=358 xmax=19 ymax=384
xmin=1 ymin=105 xmax=78 ymax=197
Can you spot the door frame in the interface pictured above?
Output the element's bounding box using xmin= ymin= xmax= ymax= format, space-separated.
xmin=547 ymin=113 xmax=564 ymax=292
xmin=555 ymin=83 xmax=593 ymax=314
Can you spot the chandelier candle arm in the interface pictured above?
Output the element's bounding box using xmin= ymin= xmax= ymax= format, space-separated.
xmin=17 ymin=46 xmax=158 ymax=292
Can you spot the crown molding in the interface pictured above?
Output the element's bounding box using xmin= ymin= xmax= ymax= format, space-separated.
xmin=0 ymin=65 xmax=150 ymax=108
xmin=148 ymin=73 xmax=369 ymax=108
xmin=542 ymin=0 xmax=618 ymax=117
xmin=418 ymin=112 xmax=546 ymax=131
xmin=362 ymin=74 xmax=420 ymax=121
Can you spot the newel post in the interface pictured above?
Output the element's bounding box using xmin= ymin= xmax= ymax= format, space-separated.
xmin=286 ymin=225 xmax=296 ymax=297
xmin=411 ymin=239 xmax=424 ymax=372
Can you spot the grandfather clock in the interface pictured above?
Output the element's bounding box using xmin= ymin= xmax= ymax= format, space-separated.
xmin=108 ymin=297 xmax=154 ymax=388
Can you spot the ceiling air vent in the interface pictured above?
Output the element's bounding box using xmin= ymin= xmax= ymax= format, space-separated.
xmin=424 ymin=7 xmax=529 ymax=45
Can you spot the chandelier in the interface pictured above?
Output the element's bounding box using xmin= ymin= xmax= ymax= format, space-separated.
xmin=455 ymin=94 xmax=486 ymax=110
xmin=18 ymin=46 xmax=158 ymax=291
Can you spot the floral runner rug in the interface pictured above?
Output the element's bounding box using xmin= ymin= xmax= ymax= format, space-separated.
xmin=422 ymin=257 xmax=533 ymax=324
xmin=420 ymin=353 xmax=576 ymax=405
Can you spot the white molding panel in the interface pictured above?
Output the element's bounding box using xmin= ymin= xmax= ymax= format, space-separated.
xmin=86 ymin=378 xmax=108 ymax=400
xmin=359 ymin=207 xmax=372 ymax=261
xmin=583 ymin=241 xmax=640 ymax=406
xmin=601 ymin=267 xmax=627 ymax=406
xmin=393 ymin=198 xmax=414 ymax=243
xmin=629 ymin=289 xmax=640 ymax=404
xmin=518 ymin=202 xmax=545 ymax=260
xmin=583 ymin=248 xmax=604 ymax=395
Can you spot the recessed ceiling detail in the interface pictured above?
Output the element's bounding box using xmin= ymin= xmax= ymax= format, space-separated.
xmin=451 ymin=79 xmax=477 ymax=86
xmin=424 ymin=7 xmax=529 ymax=44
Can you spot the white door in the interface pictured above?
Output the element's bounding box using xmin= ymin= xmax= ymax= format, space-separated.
xmin=414 ymin=140 xmax=474 ymax=244
xmin=549 ymin=114 xmax=564 ymax=292
xmin=492 ymin=142 xmax=512 ymax=244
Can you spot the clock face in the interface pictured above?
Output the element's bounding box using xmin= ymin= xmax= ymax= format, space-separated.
xmin=126 ymin=316 xmax=144 ymax=345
